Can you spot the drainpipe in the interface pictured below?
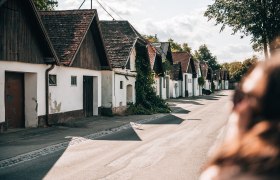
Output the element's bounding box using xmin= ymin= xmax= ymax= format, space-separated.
xmin=45 ymin=64 xmax=55 ymax=127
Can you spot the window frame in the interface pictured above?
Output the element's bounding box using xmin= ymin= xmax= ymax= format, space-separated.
xmin=71 ymin=76 xmax=77 ymax=86
xmin=49 ymin=74 xmax=57 ymax=86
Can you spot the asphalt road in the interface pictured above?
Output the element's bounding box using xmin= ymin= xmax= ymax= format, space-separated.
xmin=0 ymin=91 xmax=232 ymax=180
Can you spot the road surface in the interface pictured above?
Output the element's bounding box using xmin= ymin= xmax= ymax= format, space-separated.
xmin=0 ymin=91 xmax=232 ymax=180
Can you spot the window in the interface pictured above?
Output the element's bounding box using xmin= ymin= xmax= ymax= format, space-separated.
xmin=71 ymin=76 xmax=77 ymax=86
xmin=120 ymin=81 xmax=123 ymax=89
xmin=49 ymin=74 xmax=57 ymax=86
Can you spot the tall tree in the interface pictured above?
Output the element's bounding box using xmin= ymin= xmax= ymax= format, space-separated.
xmin=182 ymin=43 xmax=192 ymax=53
xmin=195 ymin=44 xmax=220 ymax=71
xmin=204 ymin=0 xmax=280 ymax=58
xmin=33 ymin=0 xmax=58 ymax=10
xmin=168 ymin=38 xmax=183 ymax=52
xmin=143 ymin=35 xmax=159 ymax=43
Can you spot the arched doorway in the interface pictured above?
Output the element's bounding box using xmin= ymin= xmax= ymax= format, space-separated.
xmin=126 ymin=84 xmax=133 ymax=104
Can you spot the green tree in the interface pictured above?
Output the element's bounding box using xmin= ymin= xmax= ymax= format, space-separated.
xmin=204 ymin=0 xmax=280 ymax=58
xmin=195 ymin=44 xmax=220 ymax=71
xmin=143 ymin=35 xmax=159 ymax=43
xmin=182 ymin=43 xmax=192 ymax=53
xmin=33 ymin=0 xmax=58 ymax=10
xmin=222 ymin=56 xmax=258 ymax=83
xmin=168 ymin=38 xmax=183 ymax=52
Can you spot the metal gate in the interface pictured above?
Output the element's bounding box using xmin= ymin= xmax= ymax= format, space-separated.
xmin=5 ymin=72 xmax=25 ymax=128
xmin=83 ymin=76 xmax=93 ymax=117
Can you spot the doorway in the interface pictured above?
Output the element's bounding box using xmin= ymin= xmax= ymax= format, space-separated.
xmin=5 ymin=72 xmax=25 ymax=128
xmin=126 ymin=84 xmax=133 ymax=104
xmin=83 ymin=76 xmax=93 ymax=117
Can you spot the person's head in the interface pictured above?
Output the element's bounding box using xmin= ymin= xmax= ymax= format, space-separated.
xmin=233 ymin=58 xmax=280 ymax=131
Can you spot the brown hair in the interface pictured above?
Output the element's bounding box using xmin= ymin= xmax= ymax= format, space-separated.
xmin=206 ymin=58 xmax=280 ymax=178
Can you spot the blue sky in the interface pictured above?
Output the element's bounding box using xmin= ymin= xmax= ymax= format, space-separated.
xmin=56 ymin=0 xmax=262 ymax=63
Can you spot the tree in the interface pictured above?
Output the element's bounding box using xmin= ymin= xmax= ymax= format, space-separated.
xmin=182 ymin=43 xmax=192 ymax=53
xmin=143 ymin=35 xmax=159 ymax=43
xmin=222 ymin=56 xmax=258 ymax=83
xmin=168 ymin=38 xmax=183 ymax=52
xmin=195 ymin=44 xmax=220 ymax=71
xmin=204 ymin=0 xmax=280 ymax=58
xmin=33 ymin=0 xmax=58 ymax=10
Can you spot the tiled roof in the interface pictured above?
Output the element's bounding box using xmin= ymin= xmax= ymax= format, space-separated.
xmin=200 ymin=61 xmax=209 ymax=79
xmin=39 ymin=10 xmax=96 ymax=65
xmin=152 ymin=42 xmax=173 ymax=64
xmin=171 ymin=63 xmax=183 ymax=81
xmin=172 ymin=52 xmax=191 ymax=73
xmin=100 ymin=21 xmax=144 ymax=68
xmin=147 ymin=44 xmax=157 ymax=68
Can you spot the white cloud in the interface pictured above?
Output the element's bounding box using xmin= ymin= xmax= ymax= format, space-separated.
xmin=56 ymin=0 xmax=262 ymax=63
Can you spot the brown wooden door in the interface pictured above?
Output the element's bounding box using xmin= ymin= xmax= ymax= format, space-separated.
xmin=83 ymin=76 xmax=93 ymax=117
xmin=5 ymin=72 xmax=25 ymax=128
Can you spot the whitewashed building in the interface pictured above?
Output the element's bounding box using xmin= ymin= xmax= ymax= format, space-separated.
xmin=100 ymin=21 xmax=149 ymax=115
xmin=0 ymin=0 xmax=111 ymax=130
xmin=152 ymin=42 xmax=174 ymax=100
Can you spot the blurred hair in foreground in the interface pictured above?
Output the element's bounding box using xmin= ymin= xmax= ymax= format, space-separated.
xmin=200 ymin=55 xmax=280 ymax=180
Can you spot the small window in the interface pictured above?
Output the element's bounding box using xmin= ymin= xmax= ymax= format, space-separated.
xmin=71 ymin=76 xmax=77 ymax=86
xmin=120 ymin=81 xmax=123 ymax=89
xmin=49 ymin=74 xmax=57 ymax=86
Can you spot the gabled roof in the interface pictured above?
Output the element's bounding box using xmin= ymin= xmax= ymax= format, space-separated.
xmin=172 ymin=52 xmax=191 ymax=73
xmin=171 ymin=63 xmax=183 ymax=81
xmin=100 ymin=20 xmax=146 ymax=68
xmin=200 ymin=61 xmax=209 ymax=79
xmin=1 ymin=0 xmax=59 ymax=64
xmin=152 ymin=42 xmax=173 ymax=64
xmin=39 ymin=10 xmax=110 ymax=67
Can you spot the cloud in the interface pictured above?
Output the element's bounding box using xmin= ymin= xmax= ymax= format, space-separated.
xmin=56 ymin=0 xmax=260 ymax=63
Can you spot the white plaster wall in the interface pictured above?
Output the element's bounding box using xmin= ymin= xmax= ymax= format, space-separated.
xmin=160 ymin=77 xmax=167 ymax=100
xmin=101 ymin=71 xmax=114 ymax=108
xmin=225 ymin=80 xmax=229 ymax=90
xmin=193 ymin=77 xmax=199 ymax=96
xmin=113 ymin=72 xmax=136 ymax=107
xmin=170 ymin=80 xmax=180 ymax=98
xmin=0 ymin=61 xmax=46 ymax=125
xmin=129 ymin=48 xmax=136 ymax=72
xmin=25 ymin=73 xmax=38 ymax=127
xmin=49 ymin=66 xmax=101 ymax=115
xmin=154 ymin=77 xmax=160 ymax=96
xmin=204 ymin=80 xmax=211 ymax=90
xmin=186 ymin=73 xmax=193 ymax=97
xmin=214 ymin=80 xmax=219 ymax=90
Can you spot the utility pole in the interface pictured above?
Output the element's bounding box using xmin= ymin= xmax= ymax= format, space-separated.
xmin=91 ymin=0 xmax=92 ymax=9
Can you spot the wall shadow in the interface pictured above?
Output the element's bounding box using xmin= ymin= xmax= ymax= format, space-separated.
xmin=144 ymin=114 xmax=184 ymax=125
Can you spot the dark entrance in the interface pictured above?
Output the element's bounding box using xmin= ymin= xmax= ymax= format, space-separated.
xmin=83 ymin=76 xmax=93 ymax=117
xmin=5 ymin=72 xmax=25 ymax=128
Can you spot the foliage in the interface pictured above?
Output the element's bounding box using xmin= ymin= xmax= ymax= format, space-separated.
xmin=33 ymin=0 xmax=58 ymax=10
xmin=195 ymin=44 xmax=221 ymax=71
xmin=143 ymin=35 xmax=159 ymax=43
xmin=222 ymin=56 xmax=258 ymax=83
xmin=182 ymin=43 xmax=192 ymax=53
xmin=204 ymin=0 xmax=280 ymax=58
xmin=198 ymin=77 xmax=205 ymax=86
xmin=127 ymin=54 xmax=170 ymax=115
xmin=168 ymin=39 xmax=183 ymax=52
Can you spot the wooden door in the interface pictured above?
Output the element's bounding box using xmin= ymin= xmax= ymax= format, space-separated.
xmin=5 ymin=72 xmax=25 ymax=128
xmin=83 ymin=76 xmax=93 ymax=117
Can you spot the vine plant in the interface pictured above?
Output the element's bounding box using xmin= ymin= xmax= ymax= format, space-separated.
xmin=127 ymin=54 xmax=170 ymax=115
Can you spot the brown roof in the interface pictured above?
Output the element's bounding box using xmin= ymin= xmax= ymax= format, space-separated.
xmin=172 ymin=52 xmax=191 ymax=73
xmin=100 ymin=20 xmax=146 ymax=68
xmin=39 ymin=10 xmax=97 ymax=65
xmin=171 ymin=63 xmax=183 ymax=81
xmin=147 ymin=44 xmax=157 ymax=68
xmin=200 ymin=61 xmax=209 ymax=79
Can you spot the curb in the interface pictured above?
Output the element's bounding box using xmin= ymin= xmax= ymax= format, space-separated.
xmin=0 ymin=110 xmax=181 ymax=169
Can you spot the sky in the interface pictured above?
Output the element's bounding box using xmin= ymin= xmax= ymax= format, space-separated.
xmin=56 ymin=0 xmax=263 ymax=63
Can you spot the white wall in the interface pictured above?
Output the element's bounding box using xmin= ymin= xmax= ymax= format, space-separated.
xmin=114 ymin=72 xmax=136 ymax=107
xmin=170 ymin=80 xmax=181 ymax=98
xmin=0 ymin=62 xmax=46 ymax=126
xmin=186 ymin=73 xmax=193 ymax=97
xmin=101 ymin=71 xmax=114 ymax=108
xmin=160 ymin=77 xmax=167 ymax=100
xmin=48 ymin=66 xmax=101 ymax=115
xmin=225 ymin=80 xmax=229 ymax=90
xmin=0 ymin=61 xmax=102 ymax=127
